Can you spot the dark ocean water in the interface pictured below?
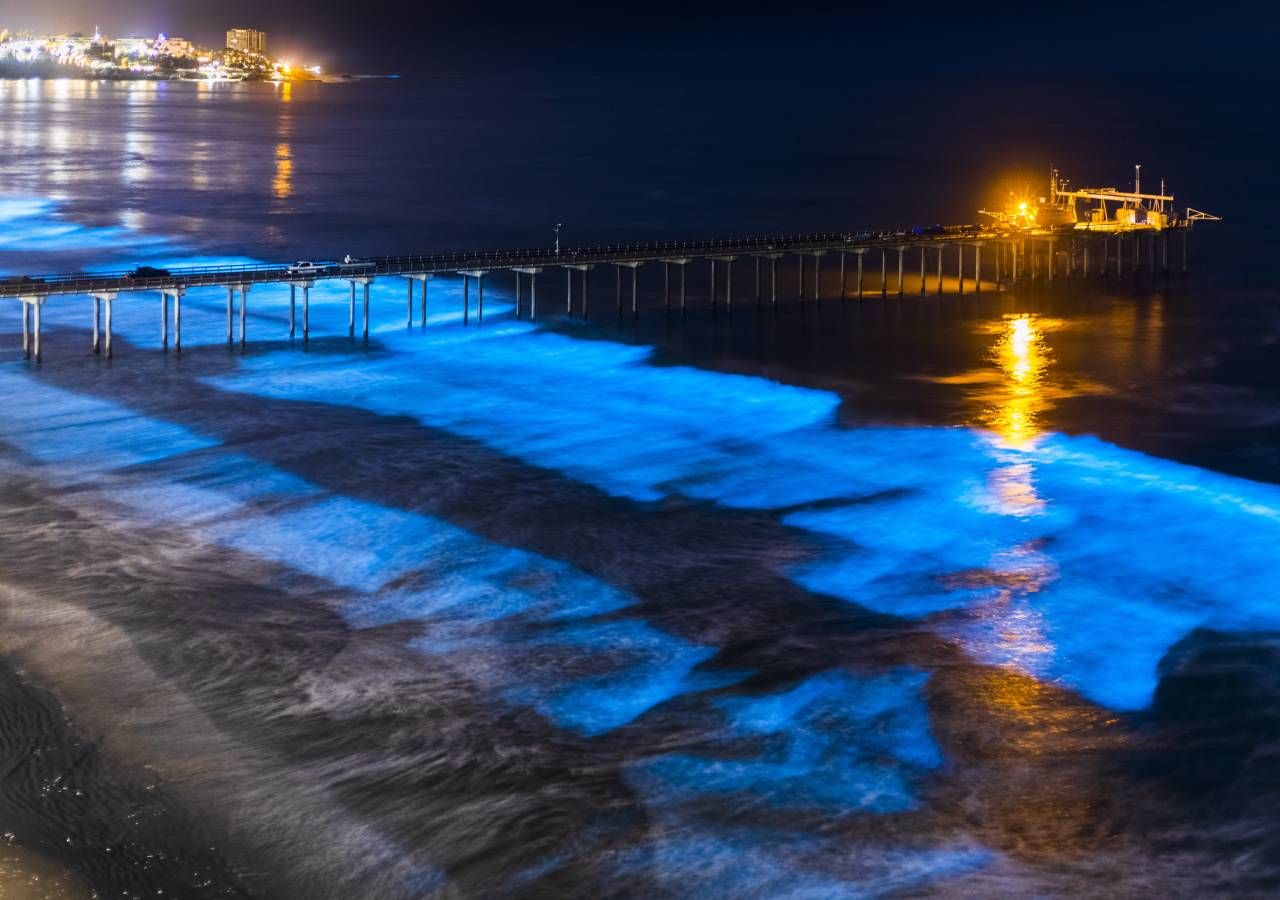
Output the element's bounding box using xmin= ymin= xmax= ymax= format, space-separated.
xmin=0 ymin=77 xmax=1279 ymax=898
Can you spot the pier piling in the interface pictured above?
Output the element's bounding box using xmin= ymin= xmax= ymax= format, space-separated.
xmin=363 ymin=281 xmax=371 ymax=337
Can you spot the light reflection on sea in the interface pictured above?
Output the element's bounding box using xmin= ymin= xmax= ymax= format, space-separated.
xmin=0 ymin=80 xmax=1277 ymax=898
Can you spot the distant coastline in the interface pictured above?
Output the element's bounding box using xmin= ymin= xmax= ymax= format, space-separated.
xmin=0 ymin=62 xmax=393 ymax=83
xmin=0 ymin=60 xmax=314 ymax=82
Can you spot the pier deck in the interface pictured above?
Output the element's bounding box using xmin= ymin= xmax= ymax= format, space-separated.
xmin=2 ymin=221 xmax=1197 ymax=362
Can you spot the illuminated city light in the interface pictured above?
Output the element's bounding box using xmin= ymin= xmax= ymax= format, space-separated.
xmin=0 ymin=25 xmax=323 ymax=82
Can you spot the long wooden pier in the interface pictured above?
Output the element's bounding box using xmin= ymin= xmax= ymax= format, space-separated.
xmin=2 ymin=222 xmax=1197 ymax=362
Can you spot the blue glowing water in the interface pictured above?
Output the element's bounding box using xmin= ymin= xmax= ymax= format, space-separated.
xmin=0 ymin=78 xmax=1277 ymax=898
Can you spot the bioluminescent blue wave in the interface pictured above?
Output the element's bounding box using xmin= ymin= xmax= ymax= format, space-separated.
xmin=0 ymin=196 xmax=174 ymax=256
xmin=616 ymin=668 xmax=991 ymax=895
xmin=0 ymin=366 xmax=730 ymax=741
xmin=205 ymin=312 xmax=1280 ymax=713
xmin=0 ymin=369 xmax=217 ymax=469
xmin=628 ymin=668 xmax=940 ymax=813
xmin=502 ymin=620 xmax=744 ymax=735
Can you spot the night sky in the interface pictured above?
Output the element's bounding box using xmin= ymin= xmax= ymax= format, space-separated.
xmin=0 ymin=0 xmax=1274 ymax=81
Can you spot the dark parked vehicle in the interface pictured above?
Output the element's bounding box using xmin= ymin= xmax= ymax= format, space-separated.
xmin=126 ymin=265 xmax=172 ymax=279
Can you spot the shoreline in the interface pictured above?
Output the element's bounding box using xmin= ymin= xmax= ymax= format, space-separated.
xmin=0 ymin=71 xmax=386 ymax=84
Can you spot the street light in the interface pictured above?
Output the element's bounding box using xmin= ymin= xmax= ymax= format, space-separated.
xmin=554 ymin=223 xmax=562 ymax=255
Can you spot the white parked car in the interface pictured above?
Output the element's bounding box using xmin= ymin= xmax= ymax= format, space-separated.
xmin=288 ymin=260 xmax=323 ymax=274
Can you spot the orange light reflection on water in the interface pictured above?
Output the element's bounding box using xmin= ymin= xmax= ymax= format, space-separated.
xmin=273 ymin=143 xmax=294 ymax=200
xmin=989 ymin=313 xmax=1053 ymax=451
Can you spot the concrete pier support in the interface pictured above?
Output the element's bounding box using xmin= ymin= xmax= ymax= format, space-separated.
xmin=974 ymin=244 xmax=982 ymax=294
xmin=19 ymin=296 xmax=45 ymax=362
xmin=756 ymin=257 xmax=763 ymax=307
xmin=839 ymin=252 xmax=847 ymax=301
xmin=661 ymin=259 xmax=691 ymax=317
xmin=716 ymin=257 xmax=737 ymax=313
xmin=1011 ymin=243 xmax=1019 ymax=283
xmin=1083 ymin=246 xmax=1090 ymax=279
xmin=302 ymin=284 xmax=311 ymax=341
xmin=855 ymin=248 xmax=866 ymax=300
xmin=563 ymin=264 xmax=593 ymax=319
xmin=91 ymin=292 xmax=116 ymax=357
xmin=919 ymin=246 xmax=927 ymax=295
xmin=956 ymin=245 xmax=965 ymax=295
xmin=880 ymin=250 xmax=887 ymax=298
xmin=936 ymin=246 xmax=944 ymax=294
xmin=290 ymin=284 xmax=297 ymax=336
xmin=1047 ymin=240 xmax=1055 ymax=282
xmin=227 ymin=286 xmax=236 ymax=345
xmin=796 ymin=254 xmax=804 ymax=303
xmin=515 ymin=267 xmax=543 ymax=320
xmin=240 ymin=285 xmax=249 ymax=347
xmin=810 ymin=252 xmax=823 ymax=304
xmin=614 ymin=262 xmax=643 ymax=318
xmin=759 ymin=254 xmax=782 ymax=308
xmin=162 ymin=287 xmax=184 ymax=353
xmin=407 ymin=273 xmax=432 ymax=325
xmin=709 ymin=259 xmax=717 ymax=314
xmin=346 ymin=277 xmax=375 ymax=336
xmin=457 ymin=271 xmax=490 ymax=326
xmin=161 ymin=291 xmax=169 ymax=350
xmin=1117 ymin=236 xmax=1125 ymax=277
xmin=896 ymin=246 xmax=905 ymax=296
